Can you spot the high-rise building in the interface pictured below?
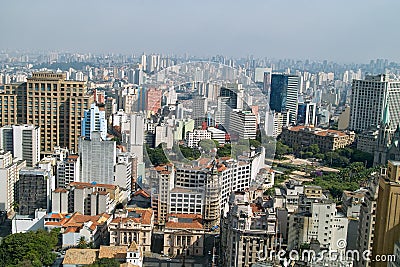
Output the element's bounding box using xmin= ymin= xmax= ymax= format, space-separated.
xmin=1 ymin=72 xmax=93 ymax=154
xmin=127 ymin=113 xmax=145 ymax=163
xmin=350 ymin=74 xmax=400 ymax=132
xmin=81 ymin=103 xmax=107 ymax=140
xmin=0 ymin=124 xmax=40 ymax=167
xmin=18 ymin=167 xmax=51 ymax=215
xmin=146 ymin=88 xmax=162 ymax=115
xmin=297 ymin=101 xmax=317 ymax=126
xmin=229 ymin=110 xmax=257 ymax=140
xmin=269 ymin=74 xmax=300 ymax=125
xmin=0 ymin=150 xmax=26 ymax=212
xmin=56 ymin=154 xmax=80 ymax=188
xmin=372 ymin=160 xmax=400 ymax=266
xmin=79 ymin=132 xmax=116 ymax=184
xmin=192 ymin=96 xmax=208 ymax=128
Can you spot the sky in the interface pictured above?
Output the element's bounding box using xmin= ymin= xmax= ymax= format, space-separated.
xmin=1 ymin=0 xmax=400 ymax=63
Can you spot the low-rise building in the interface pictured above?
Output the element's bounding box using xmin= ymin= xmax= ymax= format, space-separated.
xmin=108 ymin=208 xmax=153 ymax=253
xmin=44 ymin=212 xmax=111 ymax=248
xmin=163 ymin=213 xmax=205 ymax=257
xmin=280 ymin=125 xmax=355 ymax=152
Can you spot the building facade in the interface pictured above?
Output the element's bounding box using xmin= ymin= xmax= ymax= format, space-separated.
xmin=1 ymin=72 xmax=93 ymax=154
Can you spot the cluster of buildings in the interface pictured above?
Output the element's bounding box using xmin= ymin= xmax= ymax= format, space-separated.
xmin=1 ymin=54 xmax=400 ymax=267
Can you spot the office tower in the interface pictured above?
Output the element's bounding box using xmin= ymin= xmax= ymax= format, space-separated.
xmin=79 ymin=132 xmax=116 ymax=184
xmin=297 ymin=101 xmax=317 ymax=126
xmin=18 ymin=167 xmax=50 ymax=215
xmin=230 ymin=110 xmax=257 ymax=140
xmin=141 ymin=54 xmax=147 ymax=71
xmin=81 ymin=103 xmax=107 ymax=140
xmin=0 ymin=150 xmax=26 ymax=212
xmin=350 ymin=74 xmax=400 ymax=132
xmin=0 ymin=125 xmax=40 ymax=167
xmin=219 ymin=84 xmax=244 ymax=110
xmin=372 ymin=160 xmax=400 ymax=266
xmin=0 ymin=83 xmax=19 ymax=126
xmin=56 ymin=154 xmax=80 ymax=188
xmin=127 ymin=113 xmax=145 ymax=163
xmin=146 ymin=88 xmax=162 ymax=115
xmin=134 ymin=68 xmax=144 ymax=85
xmin=269 ymin=74 xmax=300 ymax=125
xmin=1 ymin=72 xmax=93 ymax=154
xmin=127 ymin=69 xmax=135 ymax=84
xmin=192 ymin=96 xmax=208 ymax=128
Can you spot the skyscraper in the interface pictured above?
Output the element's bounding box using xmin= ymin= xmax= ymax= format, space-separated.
xmin=350 ymin=74 xmax=400 ymax=132
xmin=0 ymin=124 xmax=40 ymax=167
xmin=146 ymin=88 xmax=162 ymax=116
xmin=81 ymin=103 xmax=107 ymax=140
xmin=1 ymin=72 xmax=93 ymax=154
xmin=269 ymin=74 xmax=300 ymax=125
xmin=192 ymin=96 xmax=208 ymax=128
xmin=79 ymin=132 xmax=116 ymax=184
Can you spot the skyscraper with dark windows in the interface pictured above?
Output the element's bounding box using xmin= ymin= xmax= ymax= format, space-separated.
xmin=269 ymin=74 xmax=300 ymax=125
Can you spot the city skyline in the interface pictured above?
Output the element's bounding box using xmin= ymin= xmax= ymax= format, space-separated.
xmin=1 ymin=0 xmax=400 ymax=63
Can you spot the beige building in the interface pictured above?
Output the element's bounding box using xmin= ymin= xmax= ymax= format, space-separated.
xmin=372 ymin=160 xmax=400 ymax=267
xmin=163 ymin=213 xmax=205 ymax=257
xmin=1 ymin=72 xmax=93 ymax=154
xmin=280 ymin=125 xmax=355 ymax=152
xmin=52 ymin=182 xmax=126 ymax=215
xmin=108 ymin=208 xmax=153 ymax=253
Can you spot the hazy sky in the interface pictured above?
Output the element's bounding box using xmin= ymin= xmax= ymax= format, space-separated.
xmin=1 ymin=0 xmax=399 ymax=63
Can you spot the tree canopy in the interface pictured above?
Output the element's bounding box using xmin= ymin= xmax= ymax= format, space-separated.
xmin=0 ymin=229 xmax=60 ymax=267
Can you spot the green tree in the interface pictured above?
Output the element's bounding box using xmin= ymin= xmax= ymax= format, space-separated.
xmin=308 ymin=144 xmax=320 ymax=155
xmin=77 ymin=236 xmax=88 ymax=249
xmin=198 ymin=139 xmax=217 ymax=152
xmin=0 ymin=229 xmax=59 ymax=266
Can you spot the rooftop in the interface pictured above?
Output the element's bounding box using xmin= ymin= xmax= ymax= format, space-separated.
xmin=62 ymin=249 xmax=98 ymax=265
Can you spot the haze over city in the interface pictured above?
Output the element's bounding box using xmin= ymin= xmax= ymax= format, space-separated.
xmin=1 ymin=0 xmax=400 ymax=62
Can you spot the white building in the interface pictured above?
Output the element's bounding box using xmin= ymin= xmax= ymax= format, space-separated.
xmin=155 ymin=124 xmax=173 ymax=149
xmin=114 ymin=152 xmax=133 ymax=194
xmin=207 ymin=127 xmax=226 ymax=145
xmin=230 ymin=110 xmax=257 ymax=140
xmin=169 ymin=187 xmax=204 ymax=215
xmin=56 ymin=154 xmax=80 ymax=188
xmin=350 ymin=74 xmax=400 ymax=132
xmin=81 ymin=103 xmax=107 ymax=141
xmin=12 ymin=209 xmax=46 ymax=234
xmin=127 ymin=113 xmax=145 ymax=163
xmin=79 ymin=132 xmax=116 ymax=184
xmin=185 ymin=130 xmax=212 ymax=148
xmin=126 ymin=241 xmax=143 ymax=267
xmin=0 ymin=124 xmax=40 ymax=167
xmin=0 ymin=150 xmax=26 ymax=212
xmin=288 ymin=201 xmax=348 ymax=251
